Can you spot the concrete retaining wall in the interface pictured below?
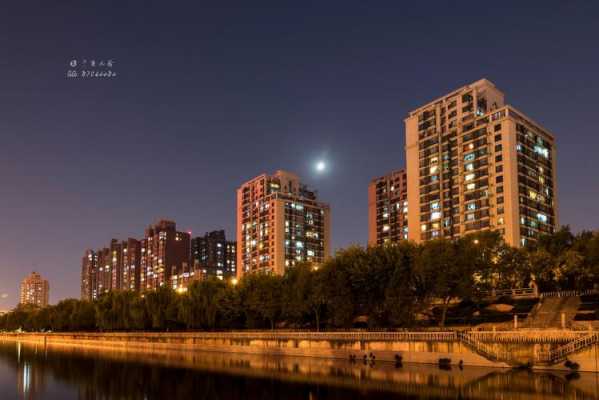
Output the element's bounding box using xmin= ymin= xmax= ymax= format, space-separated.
xmin=1 ymin=331 xmax=598 ymax=371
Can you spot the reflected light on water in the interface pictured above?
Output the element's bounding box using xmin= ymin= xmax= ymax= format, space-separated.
xmin=0 ymin=340 xmax=597 ymax=400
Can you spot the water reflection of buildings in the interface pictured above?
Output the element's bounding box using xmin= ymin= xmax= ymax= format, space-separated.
xmin=17 ymin=361 xmax=46 ymax=399
xmin=2 ymin=341 xmax=599 ymax=400
xmin=14 ymin=342 xmax=47 ymax=400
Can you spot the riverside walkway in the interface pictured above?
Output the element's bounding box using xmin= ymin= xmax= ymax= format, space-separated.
xmin=3 ymin=329 xmax=599 ymax=371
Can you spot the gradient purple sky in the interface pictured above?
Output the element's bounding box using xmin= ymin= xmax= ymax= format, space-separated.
xmin=1 ymin=1 xmax=598 ymax=308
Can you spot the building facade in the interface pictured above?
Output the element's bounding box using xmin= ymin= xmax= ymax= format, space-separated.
xmin=81 ymin=222 xmax=188 ymax=300
xmin=121 ymin=238 xmax=142 ymax=292
xmin=140 ymin=220 xmax=190 ymax=290
xmin=237 ymin=170 xmax=331 ymax=277
xmin=404 ymin=79 xmax=557 ymax=247
xmin=19 ymin=272 xmax=49 ymax=307
xmin=368 ymin=168 xmax=408 ymax=246
xmin=191 ymin=230 xmax=236 ymax=279
xmin=96 ymin=246 xmax=112 ymax=297
xmin=80 ymin=249 xmax=97 ymax=300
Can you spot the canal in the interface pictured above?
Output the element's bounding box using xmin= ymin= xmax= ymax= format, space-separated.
xmin=0 ymin=341 xmax=598 ymax=399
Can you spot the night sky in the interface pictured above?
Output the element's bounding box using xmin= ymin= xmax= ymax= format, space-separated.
xmin=1 ymin=1 xmax=598 ymax=307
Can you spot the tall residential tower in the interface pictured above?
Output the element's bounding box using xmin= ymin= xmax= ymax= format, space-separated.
xmin=191 ymin=230 xmax=236 ymax=279
xmin=19 ymin=272 xmax=49 ymax=307
xmin=368 ymin=168 xmax=408 ymax=246
xmin=237 ymin=170 xmax=331 ymax=277
xmin=141 ymin=220 xmax=190 ymax=290
xmin=405 ymin=79 xmax=557 ymax=246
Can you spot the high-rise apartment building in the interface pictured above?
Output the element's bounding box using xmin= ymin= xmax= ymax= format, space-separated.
xmin=405 ymin=79 xmax=557 ymax=246
xmin=191 ymin=230 xmax=236 ymax=279
xmin=237 ymin=170 xmax=331 ymax=277
xmin=19 ymin=272 xmax=49 ymax=307
xmin=96 ymin=247 xmax=112 ymax=296
xmin=368 ymin=168 xmax=408 ymax=246
xmin=140 ymin=220 xmax=190 ymax=290
xmin=121 ymin=238 xmax=142 ymax=292
xmin=109 ymin=239 xmax=123 ymax=292
xmin=170 ymin=261 xmax=198 ymax=293
xmin=81 ymin=249 xmax=97 ymax=300
xmin=81 ymin=221 xmax=189 ymax=299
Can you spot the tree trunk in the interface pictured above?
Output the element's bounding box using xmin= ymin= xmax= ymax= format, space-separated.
xmin=315 ymin=309 xmax=320 ymax=332
xmin=440 ymin=297 xmax=450 ymax=327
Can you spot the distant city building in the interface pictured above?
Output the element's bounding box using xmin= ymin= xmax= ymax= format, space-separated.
xmin=191 ymin=230 xmax=236 ymax=279
xmin=96 ymin=246 xmax=112 ymax=297
xmin=109 ymin=239 xmax=123 ymax=293
xmin=121 ymin=238 xmax=142 ymax=292
xmin=81 ymin=221 xmax=189 ymax=300
xmin=404 ymin=79 xmax=558 ymax=246
xmin=237 ymin=170 xmax=331 ymax=277
xmin=19 ymin=272 xmax=49 ymax=307
xmin=140 ymin=220 xmax=190 ymax=290
xmin=368 ymin=168 xmax=408 ymax=246
xmin=80 ymin=249 xmax=97 ymax=300
xmin=170 ymin=262 xmax=200 ymax=293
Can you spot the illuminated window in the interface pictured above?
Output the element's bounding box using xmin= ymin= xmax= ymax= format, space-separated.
xmin=382 ymin=224 xmax=390 ymax=232
xmin=421 ymin=224 xmax=427 ymax=232
xmin=465 ymin=163 xmax=474 ymax=171
xmin=464 ymin=153 xmax=475 ymax=161
xmin=537 ymin=213 xmax=548 ymax=223
xmin=465 ymin=173 xmax=475 ymax=181
xmin=534 ymin=145 xmax=549 ymax=158
xmin=466 ymin=183 xmax=476 ymax=191
xmin=431 ymin=211 xmax=442 ymax=220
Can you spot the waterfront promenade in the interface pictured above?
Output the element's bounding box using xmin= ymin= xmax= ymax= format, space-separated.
xmin=3 ymin=329 xmax=599 ymax=372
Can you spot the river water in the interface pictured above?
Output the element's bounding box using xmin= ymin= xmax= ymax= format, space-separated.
xmin=0 ymin=341 xmax=598 ymax=399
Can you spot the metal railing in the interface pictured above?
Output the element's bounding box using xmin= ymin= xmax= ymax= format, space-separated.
xmin=30 ymin=331 xmax=459 ymax=343
xmin=540 ymin=289 xmax=599 ymax=298
xmin=480 ymin=287 xmax=538 ymax=299
xmin=463 ymin=330 xmax=584 ymax=344
xmin=457 ymin=332 xmax=512 ymax=363
xmin=537 ymin=332 xmax=599 ymax=364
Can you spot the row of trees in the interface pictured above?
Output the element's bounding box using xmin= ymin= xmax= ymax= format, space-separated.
xmin=2 ymin=227 xmax=598 ymax=332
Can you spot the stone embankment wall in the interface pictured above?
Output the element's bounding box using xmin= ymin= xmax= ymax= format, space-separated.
xmin=1 ymin=330 xmax=598 ymax=371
